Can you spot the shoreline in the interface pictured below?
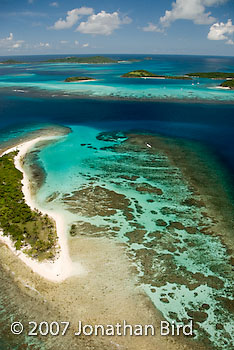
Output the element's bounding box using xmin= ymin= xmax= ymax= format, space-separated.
xmin=215 ymin=86 xmax=233 ymax=90
xmin=0 ymin=135 xmax=85 ymax=282
xmin=65 ymin=79 xmax=97 ymax=83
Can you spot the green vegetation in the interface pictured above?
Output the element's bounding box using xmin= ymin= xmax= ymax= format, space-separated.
xmin=0 ymin=152 xmax=57 ymax=260
xmin=45 ymin=56 xmax=117 ymax=64
xmin=122 ymin=70 xmax=191 ymax=79
xmin=122 ymin=70 xmax=158 ymax=78
xmin=65 ymin=76 xmax=94 ymax=82
xmin=127 ymin=59 xmax=142 ymax=62
xmin=0 ymin=59 xmax=24 ymax=64
xmin=187 ymin=72 xmax=234 ymax=79
xmin=164 ymin=75 xmax=192 ymax=80
xmin=220 ymin=80 xmax=234 ymax=89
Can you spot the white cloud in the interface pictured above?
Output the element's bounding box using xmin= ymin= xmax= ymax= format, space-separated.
xmin=52 ymin=7 xmax=93 ymax=29
xmin=33 ymin=42 xmax=50 ymax=49
xmin=76 ymin=11 xmax=132 ymax=35
xmin=12 ymin=43 xmax=21 ymax=48
xmin=160 ymin=0 xmax=227 ymax=27
xmin=60 ymin=40 xmax=68 ymax=44
xmin=208 ymin=19 xmax=234 ymax=44
xmin=28 ymin=0 xmax=34 ymax=4
xmin=50 ymin=2 xmax=59 ymax=7
xmin=6 ymin=33 xmax=13 ymax=41
xmin=39 ymin=42 xmax=50 ymax=47
xmin=82 ymin=43 xmax=89 ymax=47
xmin=143 ymin=23 xmax=163 ymax=32
xmin=74 ymin=40 xmax=79 ymax=45
xmin=0 ymin=33 xmax=24 ymax=50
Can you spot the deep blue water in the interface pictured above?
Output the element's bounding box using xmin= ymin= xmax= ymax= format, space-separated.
xmin=0 ymin=95 xmax=234 ymax=176
xmin=0 ymin=54 xmax=234 ymax=350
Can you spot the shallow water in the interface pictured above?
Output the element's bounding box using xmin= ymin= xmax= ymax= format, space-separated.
xmin=0 ymin=55 xmax=234 ymax=101
xmin=30 ymin=125 xmax=233 ymax=350
xmin=0 ymin=54 xmax=234 ymax=350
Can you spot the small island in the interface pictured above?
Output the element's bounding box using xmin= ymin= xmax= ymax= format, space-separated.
xmin=0 ymin=59 xmax=24 ymax=64
xmin=219 ymin=80 xmax=234 ymax=90
xmin=126 ymin=59 xmax=142 ymax=62
xmin=185 ymin=72 xmax=234 ymax=90
xmin=122 ymin=70 xmax=192 ymax=79
xmin=187 ymin=72 xmax=234 ymax=79
xmin=122 ymin=70 xmax=158 ymax=78
xmin=45 ymin=55 xmax=117 ymax=64
xmin=65 ymin=76 xmax=95 ymax=83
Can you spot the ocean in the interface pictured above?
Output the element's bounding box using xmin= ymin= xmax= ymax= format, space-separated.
xmin=0 ymin=54 xmax=234 ymax=350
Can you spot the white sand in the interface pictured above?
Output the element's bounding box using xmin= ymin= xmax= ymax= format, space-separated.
xmin=141 ymin=76 xmax=166 ymax=79
xmin=0 ymin=136 xmax=86 ymax=282
xmin=215 ymin=86 xmax=231 ymax=90
xmin=66 ymin=79 xmax=97 ymax=83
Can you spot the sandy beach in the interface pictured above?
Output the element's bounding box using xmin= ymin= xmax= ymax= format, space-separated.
xmin=141 ymin=76 xmax=166 ymax=79
xmin=215 ymin=86 xmax=232 ymax=90
xmin=0 ymin=135 xmax=85 ymax=282
xmin=66 ymin=79 xmax=97 ymax=83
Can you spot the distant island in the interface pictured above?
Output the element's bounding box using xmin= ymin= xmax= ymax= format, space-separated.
xmin=122 ymin=70 xmax=192 ymax=79
xmin=122 ymin=70 xmax=158 ymax=78
xmin=127 ymin=59 xmax=141 ymax=62
xmin=0 ymin=59 xmax=24 ymax=64
xmin=45 ymin=56 xmax=117 ymax=64
xmin=65 ymin=76 xmax=96 ymax=82
xmin=185 ymin=72 xmax=234 ymax=89
xmin=186 ymin=72 xmax=234 ymax=79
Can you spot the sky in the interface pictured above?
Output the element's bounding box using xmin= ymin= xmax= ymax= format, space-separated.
xmin=0 ymin=0 xmax=234 ymax=56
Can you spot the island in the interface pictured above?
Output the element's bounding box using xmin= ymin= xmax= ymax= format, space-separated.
xmin=65 ymin=76 xmax=96 ymax=83
xmin=45 ymin=55 xmax=117 ymax=64
xmin=122 ymin=70 xmax=192 ymax=79
xmin=186 ymin=72 xmax=234 ymax=79
xmin=219 ymin=80 xmax=234 ymax=90
xmin=126 ymin=59 xmax=142 ymax=62
xmin=0 ymin=59 xmax=25 ymax=64
xmin=0 ymin=151 xmax=57 ymax=260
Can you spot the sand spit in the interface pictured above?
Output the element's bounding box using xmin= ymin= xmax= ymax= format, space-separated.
xmin=0 ymin=134 xmax=85 ymax=282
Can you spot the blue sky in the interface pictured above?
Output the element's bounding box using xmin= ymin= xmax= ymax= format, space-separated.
xmin=0 ymin=0 xmax=234 ymax=56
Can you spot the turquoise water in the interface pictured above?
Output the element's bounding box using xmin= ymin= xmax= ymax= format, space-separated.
xmin=0 ymin=55 xmax=234 ymax=101
xmin=33 ymin=125 xmax=234 ymax=349
xmin=0 ymin=54 xmax=234 ymax=350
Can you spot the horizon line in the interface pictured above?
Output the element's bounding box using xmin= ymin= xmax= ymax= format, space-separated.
xmin=0 ymin=53 xmax=234 ymax=58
